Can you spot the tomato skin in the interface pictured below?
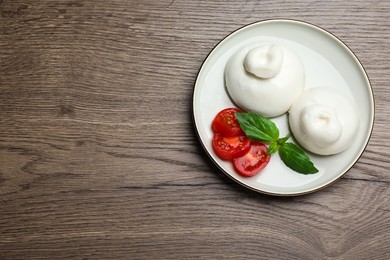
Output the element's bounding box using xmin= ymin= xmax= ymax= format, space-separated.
xmin=212 ymin=134 xmax=251 ymax=160
xmin=212 ymin=108 xmax=244 ymax=137
xmin=233 ymin=142 xmax=271 ymax=177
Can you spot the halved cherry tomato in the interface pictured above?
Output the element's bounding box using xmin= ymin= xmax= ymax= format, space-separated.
xmin=212 ymin=108 xmax=244 ymax=137
xmin=212 ymin=134 xmax=251 ymax=160
xmin=233 ymin=142 xmax=271 ymax=177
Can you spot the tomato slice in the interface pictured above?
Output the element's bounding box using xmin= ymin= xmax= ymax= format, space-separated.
xmin=212 ymin=134 xmax=251 ymax=160
xmin=212 ymin=108 xmax=244 ymax=137
xmin=233 ymin=142 xmax=271 ymax=177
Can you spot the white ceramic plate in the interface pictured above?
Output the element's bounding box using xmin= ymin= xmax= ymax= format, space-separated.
xmin=193 ymin=19 xmax=374 ymax=196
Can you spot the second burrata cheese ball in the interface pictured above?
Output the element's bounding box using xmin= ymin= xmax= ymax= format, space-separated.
xmin=289 ymin=87 xmax=359 ymax=155
xmin=225 ymin=43 xmax=305 ymax=117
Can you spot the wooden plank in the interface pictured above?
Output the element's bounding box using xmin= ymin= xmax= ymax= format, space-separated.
xmin=0 ymin=0 xmax=389 ymax=259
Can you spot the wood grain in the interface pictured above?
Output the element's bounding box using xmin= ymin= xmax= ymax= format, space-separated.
xmin=0 ymin=0 xmax=389 ymax=259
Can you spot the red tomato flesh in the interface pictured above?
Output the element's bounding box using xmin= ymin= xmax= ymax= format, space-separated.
xmin=212 ymin=108 xmax=244 ymax=137
xmin=212 ymin=134 xmax=251 ymax=160
xmin=233 ymin=142 xmax=271 ymax=177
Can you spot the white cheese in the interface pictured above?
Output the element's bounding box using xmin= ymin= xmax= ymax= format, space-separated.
xmin=289 ymin=87 xmax=359 ymax=155
xmin=225 ymin=43 xmax=305 ymax=117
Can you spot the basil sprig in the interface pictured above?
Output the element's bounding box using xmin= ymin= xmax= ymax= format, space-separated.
xmin=235 ymin=112 xmax=318 ymax=175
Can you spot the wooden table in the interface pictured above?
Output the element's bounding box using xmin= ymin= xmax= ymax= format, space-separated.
xmin=1 ymin=1 xmax=389 ymax=259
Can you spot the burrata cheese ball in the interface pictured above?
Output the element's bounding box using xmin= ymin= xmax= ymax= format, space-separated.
xmin=288 ymin=87 xmax=359 ymax=155
xmin=225 ymin=43 xmax=305 ymax=117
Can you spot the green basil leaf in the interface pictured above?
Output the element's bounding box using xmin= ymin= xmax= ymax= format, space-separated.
xmin=235 ymin=112 xmax=279 ymax=142
xmin=277 ymin=134 xmax=291 ymax=145
xmin=267 ymin=141 xmax=279 ymax=155
xmin=279 ymin=142 xmax=318 ymax=174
